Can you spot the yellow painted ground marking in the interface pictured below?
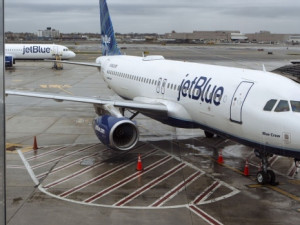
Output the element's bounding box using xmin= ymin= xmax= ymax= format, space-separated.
xmin=6 ymin=143 xmax=32 ymax=153
xmin=288 ymin=180 xmax=300 ymax=185
xmin=248 ymin=183 xmax=300 ymax=203
xmin=211 ymin=157 xmax=245 ymax=175
xmin=40 ymin=84 xmax=73 ymax=95
xmin=19 ymin=146 xmax=35 ymax=153
xmin=6 ymin=143 xmax=22 ymax=151
xmin=247 ymin=184 xmax=263 ymax=188
xmin=268 ymin=186 xmax=300 ymax=202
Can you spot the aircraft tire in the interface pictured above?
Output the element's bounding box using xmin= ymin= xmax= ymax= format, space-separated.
xmin=256 ymin=171 xmax=268 ymax=185
xmin=267 ymin=170 xmax=276 ymax=185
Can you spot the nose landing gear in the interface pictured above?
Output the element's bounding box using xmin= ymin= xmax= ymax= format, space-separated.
xmin=254 ymin=149 xmax=278 ymax=185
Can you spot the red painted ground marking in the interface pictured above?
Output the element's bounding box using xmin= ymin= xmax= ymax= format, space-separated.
xmin=36 ymin=152 xmax=101 ymax=179
xmin=193 ymin=181 xmax=220 ymax=205
xmin=269 ymin=155 xmax=278 ymax=167
xmin=151 ymin=170 xmax=203 ymax=207
xmin=59 ymin=149 xmax=158 ymax=198
xmin=7 ymin=165 xmax=25 ymax=169
xmin=115 ymin=163 xmax=186 ymax=207
xmin=189 ymin=205 xmax=223 ymax=225
xmin=31 ymin=144 xmax=99 ymax=169
xmin=288 ymin=166 xmax=297 ymax=177
xmin=27 ymin=146 xmax=68 ymax=161
xmin=43 ymin=161 xmax=105 ymax=189
xmin=84 ymin=155 xmax=173 ymax=203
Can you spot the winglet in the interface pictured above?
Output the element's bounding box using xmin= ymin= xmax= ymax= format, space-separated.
xmin=262 ymin=64 xmax=266 ymax=72
xmin=100 ymin=0 xmax=121 ymax=56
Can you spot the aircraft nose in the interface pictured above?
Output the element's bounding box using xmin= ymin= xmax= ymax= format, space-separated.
xmin=69 ymin=51 xmax=76 ymax=58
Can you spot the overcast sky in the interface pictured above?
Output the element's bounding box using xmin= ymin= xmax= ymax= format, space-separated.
xmin=5 ymin=0 xmax=300 ymax=34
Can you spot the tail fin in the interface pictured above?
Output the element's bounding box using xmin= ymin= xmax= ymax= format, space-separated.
xmin=100 ymin=0 xmax=121 ymax=56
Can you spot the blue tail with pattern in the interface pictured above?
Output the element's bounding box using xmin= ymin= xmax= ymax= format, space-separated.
xmin=100 ymin=0 xmax=121 ymax=56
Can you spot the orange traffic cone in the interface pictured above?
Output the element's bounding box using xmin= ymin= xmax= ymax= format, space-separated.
xmin=33 ymin=136 xmax=38 ymax=151
xmin=136 ymin=154 xmax=143 ymax=171
xmin=217 ymin=150 xmax=224 ymax=164
xmin=244 ymin=159 xmax=249 ymax=176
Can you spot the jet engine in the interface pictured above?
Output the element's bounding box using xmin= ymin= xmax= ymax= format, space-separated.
xmin=93 ymin=115 xmax=139 ymax=151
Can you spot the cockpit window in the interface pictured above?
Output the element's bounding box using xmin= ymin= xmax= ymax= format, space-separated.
xmin=263 ymin=99 xmax=277 ymax=111
xmin=290 ymin=101 xmax=300 ymax=112
xmin=274 ymin=100 xmax=290 ymax=112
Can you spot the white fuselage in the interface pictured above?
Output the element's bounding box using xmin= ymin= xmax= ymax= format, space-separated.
xmin=5 ymin=44 xmax=76 ymax=60
xmin=96 ymin=55 xmax=300 ymax=158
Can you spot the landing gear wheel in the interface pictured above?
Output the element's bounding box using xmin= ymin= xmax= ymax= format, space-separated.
xmin=254 ymin=149 xmax=277 ymax=185
xmin=267 ymin=170 xmax=276 ymax=185
xmin=257 ymin=171 xmax=268 ymax=185
xmin=204 ymin=131 xmax=214 ymax=138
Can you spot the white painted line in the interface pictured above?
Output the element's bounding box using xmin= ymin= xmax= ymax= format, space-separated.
xmin=269 ymin=155 xmax=279 ymax=167
xmin=7 ymin=165 xmax=25 ymax=169
xmin=27 ymin=145 xmax=69 ymax=161
xmin=17 ymin=149 xmax=39 ymax=186
xmin=200 ymin=189 xmax=240 ymax=205
xmin=193 ymin=181 xmax=221 ymax=205
xmin=31 ymin=144 xmax=99 ymax=169
xmin=150 ymin=170 xmax=203 ymax=207
xmin=188 ymin=205 xmax=223 ymax=225
xmin=193 ymin=181 xmax=220 ymax=204
xmin=114 ymin=163 xmax=186 ymax=207
xmin=288 ymin=164 xmax=297 ymax=177
xmin=17 ymin=143 xmax=239 ymax=211
xmin=43 ymin=161 xmax=105 ymax=189
xmin=36 ymin=152 xmax=101 ymax=179
xmin=59 ymin=149 xmax=158 ymax=198
xmin=84 ymin=155 xmax=173 ymax=203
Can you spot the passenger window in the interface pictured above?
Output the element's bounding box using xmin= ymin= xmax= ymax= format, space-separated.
xmin=274 ymin=100 xmax=290 ymax=112
xmin=263 ymin=99 xmax=277 ymax=111
xmin=290 ymin=101 xmax=300 ymax=112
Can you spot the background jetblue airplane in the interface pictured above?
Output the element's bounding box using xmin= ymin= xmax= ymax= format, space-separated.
xmin=6 ymin=0 xmax=300 ymax=185
xmin=5 ymin=43 xmax=76 ymax=67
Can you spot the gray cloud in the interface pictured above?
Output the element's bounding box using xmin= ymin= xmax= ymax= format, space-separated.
xmin=5 ymin=0 xmax=300 ymax=33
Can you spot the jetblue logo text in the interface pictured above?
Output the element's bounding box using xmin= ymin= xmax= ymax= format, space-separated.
xmin=177 ymin=75 xmax=224 ymax=106
xmin=23 ymin=46 xmax=51 ymax=55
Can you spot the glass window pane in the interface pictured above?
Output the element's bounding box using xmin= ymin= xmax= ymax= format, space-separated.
xmin=274 ymin=100 xmax=290 ymax=112
xmin=263 ymin=99 xmax=277 ymax=111
xmin=291 ymin=101 xmax=300 ymax=112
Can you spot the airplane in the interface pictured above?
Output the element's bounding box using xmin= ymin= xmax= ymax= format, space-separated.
xmin=6 ymin=0 xmax=300 ymax=185
xmin=5 ymin=43 xmax=76 ymax=67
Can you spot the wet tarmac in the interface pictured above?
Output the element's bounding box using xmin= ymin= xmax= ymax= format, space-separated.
xmin=5 ymin=43 xmax=300 ymax=225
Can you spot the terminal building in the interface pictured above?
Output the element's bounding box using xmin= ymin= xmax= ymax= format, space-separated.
xmin=37 ymin=27 xmax=60 ymax=39
xmin=165 ymin=30 xmax=239 ymax=43
xmin=287 ymin=35 xmax=300 ymax=45
xmin=164 ymin=30 xmax=300 ymax=44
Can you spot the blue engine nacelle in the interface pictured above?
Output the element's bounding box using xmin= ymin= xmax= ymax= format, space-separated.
xmin=93 ymin=115 xmax=139 ymax=151
xmin=5 ymin=56 xmax=14 ymax=67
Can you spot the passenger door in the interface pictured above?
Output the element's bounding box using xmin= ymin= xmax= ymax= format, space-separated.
xmin=230 ymin=81 xmax=254 ymax=124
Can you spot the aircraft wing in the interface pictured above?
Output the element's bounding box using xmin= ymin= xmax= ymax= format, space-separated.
xmin=45 ymin=60 xmax=101 ymax=68
xmin=5 ymin=90 xmax=168 ymax=117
